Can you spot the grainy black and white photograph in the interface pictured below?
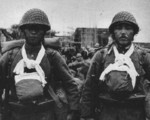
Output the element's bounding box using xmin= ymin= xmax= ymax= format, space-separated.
xmin=0 ymin=0 xmax=150 ymax=120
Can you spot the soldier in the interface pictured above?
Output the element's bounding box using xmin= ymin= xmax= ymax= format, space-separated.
xmin=0 ymin=8 xmax=79 ymax=120
xmin=80 ymin=11 xmax=150 ymax=120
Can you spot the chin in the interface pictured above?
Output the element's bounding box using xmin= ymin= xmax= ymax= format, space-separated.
xmin=119 ymin=41 xmax=130 ymax=45
xmin=120 ymin=43 xmax=131 ymax=47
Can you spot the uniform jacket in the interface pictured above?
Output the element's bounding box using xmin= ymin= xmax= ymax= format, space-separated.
xmin=80 ymin=44 xmax=150 ymax=118
xmin=0 ymin=44 xmax=79 ymax=111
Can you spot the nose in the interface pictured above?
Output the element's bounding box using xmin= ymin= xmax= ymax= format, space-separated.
xmin=120 ymin=27 xmax=127 ymax=35
xmin=30 ymin=29 xmax=37 ymax=34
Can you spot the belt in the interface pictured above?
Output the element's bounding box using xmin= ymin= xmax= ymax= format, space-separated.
xmin=99 ymin=93 xmax=145 ymax=103
xmin=8 ymin=99 xmax=54 ymax=114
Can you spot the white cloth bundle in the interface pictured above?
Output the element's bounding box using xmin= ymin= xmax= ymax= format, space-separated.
xmin=13 ymin=44 xmax=47 ymax=87
xmin=99 ymin=44 xmax=139 ymax=88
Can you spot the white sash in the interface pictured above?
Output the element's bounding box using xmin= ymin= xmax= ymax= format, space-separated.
xmin=13 ymin=44 xmax=47 ymax=86
xmin=99 ymin=44 xmax=139 ymax=88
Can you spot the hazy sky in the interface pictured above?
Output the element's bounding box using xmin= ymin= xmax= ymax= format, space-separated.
xmin=0 ymin=0 xmax=150 ymax=42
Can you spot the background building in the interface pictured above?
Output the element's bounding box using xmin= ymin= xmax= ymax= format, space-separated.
xmin=74 ymin=28 xmax=109 ymax=47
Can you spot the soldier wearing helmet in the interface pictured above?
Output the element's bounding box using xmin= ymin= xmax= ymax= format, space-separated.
xmin=109 ymin=11 xmax=139 ymax=50
xmin=80 ymin=11 xmax=150 ymax=120
xmin=0 ymin=8 xmax=79 ymax=120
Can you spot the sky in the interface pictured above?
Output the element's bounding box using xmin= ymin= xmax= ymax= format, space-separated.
xmin=0 ymin=0 xmax=150 ymax=42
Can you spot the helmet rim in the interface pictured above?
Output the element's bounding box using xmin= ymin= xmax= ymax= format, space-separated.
xmin=109 ymin=21 xmax=139 ymax=34
xmin=109 ymin=11 xmax=139 ymax=34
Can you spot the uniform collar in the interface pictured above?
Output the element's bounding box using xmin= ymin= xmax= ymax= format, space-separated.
xmin=108 ymin=43 xmax=134 ymax=55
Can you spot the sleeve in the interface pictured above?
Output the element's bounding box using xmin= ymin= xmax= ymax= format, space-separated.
xmin=51 ymin=51 xmax=80 ymax=111
xmin=143 ymin=52 xmax=150 ymax=119
xmin=0 ymin=52 xmax=9 ymax=91
xmin=143 ymin=52 xmax=150 ymax=80
xmin=0 ymin=52 xmax=9 ymax=107
xmin=80 ymin=51 xmax=103 ymax=118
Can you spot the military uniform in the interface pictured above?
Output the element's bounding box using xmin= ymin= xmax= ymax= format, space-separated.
xmin=81 ymin=11 xmax=150 ymax=120
xmin=81 ymin=44 xmax=150 ymax=120
xmin=0 ymin=8 xmax=79 ymax=120
xmin=0 ymin=44 xmax=79 ymax=120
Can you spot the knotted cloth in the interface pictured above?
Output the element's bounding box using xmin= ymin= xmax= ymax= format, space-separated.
xmin=13 ymin=44 xmax=47 ymax=87
xmin=99 ymin=44 xmax=139 ymax=88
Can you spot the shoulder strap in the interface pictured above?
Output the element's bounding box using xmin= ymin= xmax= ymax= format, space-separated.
xmin=45 ymin=48 xmax=63 ymax=108
xmin=45 ymin=48 xmax=56 ymax=64
xmin=135 ymin=45 xmax=146 ymax=66
xmin=4 ymin=48 xmax=20 ymax=102
xmin=4 ymin=50 xmax=14 ymax=102
xmin=91 ymin=48 xmax=108 ymax=86
xmin=100 ymin=48 xmax=108 ymax=64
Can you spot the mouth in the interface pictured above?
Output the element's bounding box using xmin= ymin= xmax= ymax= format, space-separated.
xmin=29 ymin=37 xmax=37 ymax=40
xmin=119 ymin=37 xmax=128 ymax=41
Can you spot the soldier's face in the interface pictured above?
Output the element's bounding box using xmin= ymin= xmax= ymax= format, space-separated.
xmin=76 ymin=56 xmax=83 ymax=62
xmin=23 ymin=25 xmax=46 ymax=46
xmin=113 ymin=23 xmax=134 ymax=47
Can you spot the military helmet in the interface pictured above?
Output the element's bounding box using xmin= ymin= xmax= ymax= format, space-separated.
xmin=109 ymin=11 xmax=139 ymax=34
xmin=19 ymin=8 xmax=50 ymax=31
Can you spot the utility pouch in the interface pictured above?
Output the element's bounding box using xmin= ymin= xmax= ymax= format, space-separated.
xmin=14 ymin=72 xmax=44 ymax=101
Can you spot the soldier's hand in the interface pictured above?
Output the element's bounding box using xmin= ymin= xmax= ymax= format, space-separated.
xmin=67 ymin=113 xmax=72 ymax=120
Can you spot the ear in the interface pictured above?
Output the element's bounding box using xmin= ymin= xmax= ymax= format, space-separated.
xmin=111 ymin=34 xmax=115 ymax=40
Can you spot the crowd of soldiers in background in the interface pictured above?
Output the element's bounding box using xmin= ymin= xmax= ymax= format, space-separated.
xmin=60 ymin=42 xmax=105 ymax=95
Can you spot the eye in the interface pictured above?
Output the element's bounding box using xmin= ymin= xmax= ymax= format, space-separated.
xmin=25 ymin=25 xmax=42 ymax=31
xmin=114 ymin=25 xmax=122 ymax=30
xmin=125 ymin=25 xmax=133 ymax=30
